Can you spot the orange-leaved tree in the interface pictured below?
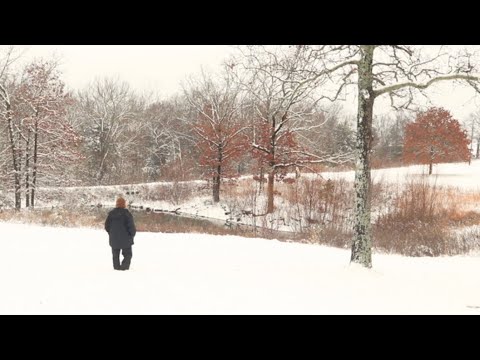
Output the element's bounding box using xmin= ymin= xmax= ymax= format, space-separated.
xmin=403 ymin=107 xmax=471 ymax=175
xmin=195 ymin=103 xmax=248 ymax=202
xmin=184 ymin=69 xmax=248 ymax=203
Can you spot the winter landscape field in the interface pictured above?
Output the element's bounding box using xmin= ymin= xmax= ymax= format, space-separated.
xmin=2 ymin=161 xmax=480 ymax=315
xmin=4 ymin=45 xmax=480 ymax=315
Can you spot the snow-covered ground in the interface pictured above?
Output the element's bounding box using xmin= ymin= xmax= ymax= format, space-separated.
xmin=2 ymin=222 xmax=480 ymax=315
xmin=320 ymin=160 xmax=480 ymax=191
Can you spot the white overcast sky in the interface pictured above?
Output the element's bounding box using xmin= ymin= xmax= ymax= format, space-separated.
xmin=11 ymin=45 xmax=480 ymax=122
xmin=14 ymin=45 xmax=234 ymax=97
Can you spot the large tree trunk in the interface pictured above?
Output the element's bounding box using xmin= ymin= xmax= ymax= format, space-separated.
xmin=476 ymin=138 xmax=479 ymax=158
xmin=351 ymin=45 xmax=375 ymax=268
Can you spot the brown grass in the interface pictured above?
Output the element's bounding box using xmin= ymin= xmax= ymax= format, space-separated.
xmin=0 ymin=206 xmax=299 ymax=242
xmin=373 ymin=177 xmax=480 ymax=256
xmin=280 ymin=177 xmax=354 ymax=247
xmin=0 ymin=207 xmax=106 ymax=229
xmin=4 ymin=172 xmax=480 ymax=257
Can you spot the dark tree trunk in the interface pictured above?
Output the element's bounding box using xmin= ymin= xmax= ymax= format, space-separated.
xmin=31 ymin=119 xmax=39 ymax=208
xmin=213 ymin=168 xmax=221 ymax=203
xmin=267 ymin=169 xmax=275 ymax=214
xmin=25 ymin=131 xmax=30 ymax=208
xmin=212 ymin=146 xmax=222 ymax=203
xmin=351 ymin=45 xmax=375 ymax=268
xmin=6 ymin=106 xmax=21 ymax=210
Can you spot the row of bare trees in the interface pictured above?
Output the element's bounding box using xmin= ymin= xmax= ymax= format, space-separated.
xmin=0 ymin=48 xmax=79 ymax=209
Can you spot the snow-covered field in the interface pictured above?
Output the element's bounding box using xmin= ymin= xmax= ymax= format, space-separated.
xmin=3 ymin=160 xmax=480 ymax=314
xmin=320 ymin=160 xmax=480 ymax=191
xmin=2 ymin=222 xmax=480 ymax=315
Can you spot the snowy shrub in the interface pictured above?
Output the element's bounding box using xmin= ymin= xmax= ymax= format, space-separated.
xmin=374 ymin=219 xmax=450 ymax=256
xmin=282 ymin=177 xmax=354 ymax=238
xmin=371 ymin=176 xmax=478 ymax=256
xmin=307 ymin=225 xmax=352 ymax=248
xmin=222 ymin=179 xmax=263 ymax=223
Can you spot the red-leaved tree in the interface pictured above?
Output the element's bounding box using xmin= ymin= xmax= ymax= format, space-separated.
xmin=230 ymin=46 xmax=329 ymax=214
xmin=195 ymin=103 xmax=247 ymax=202
xmin=403 ymin=107 xmax=471 ymax=175
xmin=184 ymin=70 xmax=248 ymax=203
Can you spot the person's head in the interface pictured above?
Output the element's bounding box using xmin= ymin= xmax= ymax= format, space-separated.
xmin=116 ymin=197 xmax=126 ymax=209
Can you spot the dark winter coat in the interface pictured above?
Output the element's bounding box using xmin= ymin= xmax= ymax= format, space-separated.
xmin=105 ymin=208 xmax=136 ymax=249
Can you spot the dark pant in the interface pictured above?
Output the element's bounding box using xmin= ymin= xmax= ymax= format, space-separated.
xmin=112 ymin=247 xmax=132 ymax=270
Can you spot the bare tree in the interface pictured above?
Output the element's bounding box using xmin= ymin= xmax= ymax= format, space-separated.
xmin=299 ymin=104 xmax=355 ymax=167
xmin=372 ymin=111 xmax=413 ymax=166
xmin=75 ymin=78 xmax=140 ymax=184
xmin=230 ymin=46 xmax=340 ymax=214
xmin=15 ymin=59 xmax=79 ymax=207
xmin=0 ymin=46 xmax=24 ymax=209
xmin=141 ymin=100 xmax=177 ymax=181
xmin=299 ymin=45 xmax=480 ymax=268
xmin=142 ymin=95 xmax=199 ymax=182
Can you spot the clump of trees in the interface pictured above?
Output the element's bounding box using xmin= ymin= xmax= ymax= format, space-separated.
xmin=1 ymin=53 xmax=80 ymax=209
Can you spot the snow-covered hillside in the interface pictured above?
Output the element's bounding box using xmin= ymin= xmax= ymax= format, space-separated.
xmin=320 ymin=159 xmax=480 ymax=191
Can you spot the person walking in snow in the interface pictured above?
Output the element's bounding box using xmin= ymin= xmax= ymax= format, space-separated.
xmin=105 ymin=196 xmax=136 ymax=271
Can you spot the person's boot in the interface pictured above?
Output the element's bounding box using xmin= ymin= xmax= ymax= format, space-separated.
xmin=112 ymin=249 xmax=121 ymax=270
